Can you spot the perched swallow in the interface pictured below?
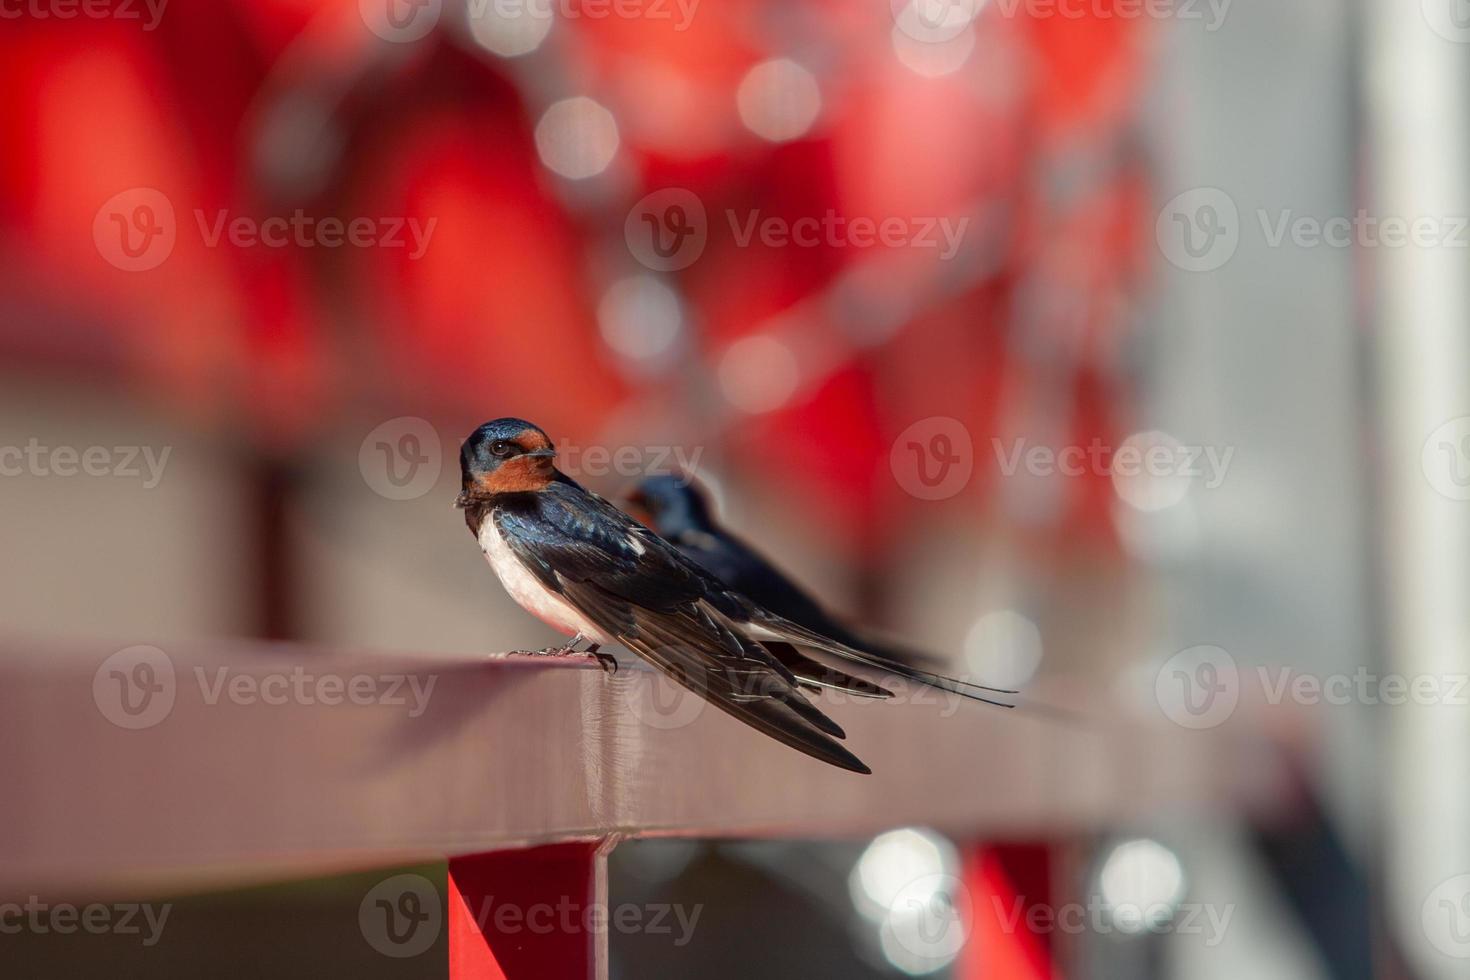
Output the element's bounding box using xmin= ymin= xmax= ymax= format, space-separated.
xmin=625 ymin=474 xmax=1016 ymax=707
xmin=456 ymin=418 xmax=1008 ymax=774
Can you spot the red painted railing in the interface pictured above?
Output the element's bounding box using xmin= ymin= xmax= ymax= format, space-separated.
xmin=0 ymin=637 xmax=1268 ymax=977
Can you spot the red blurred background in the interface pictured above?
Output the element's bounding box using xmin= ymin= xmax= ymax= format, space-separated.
xmin=0 ymin=4 xmax=1166 ymax=978
xmin=0 ymin=0 xmax=1148 ymax=576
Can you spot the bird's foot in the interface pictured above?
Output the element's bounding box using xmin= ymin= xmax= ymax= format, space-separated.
xmin=586 ymin=646 xmax=619 ymax=675
xmin=507 ymin=643 xmax=582 ymax=658
xmin=507 ymin=634 xmax=617 ymax=673
xmin=526 ymin=631 xmax=588 ymax=658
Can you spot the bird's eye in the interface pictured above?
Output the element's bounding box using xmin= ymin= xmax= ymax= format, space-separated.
xmin=490 ymin=440 xmax=513 ymax=458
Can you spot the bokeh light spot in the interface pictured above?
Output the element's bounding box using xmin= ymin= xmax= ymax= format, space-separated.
xmin=736 ymin=59 xmax=822 ymax=143
xmin=597 ymin=275 xmax=684 ymax=368
xmin=964 ymin=609 xmax=1042 ymax=688
xmin=1098 ymin=838 xmax=1186 ymax=934
xmin=718 ymin=335 xmax=800 ymax=413
xmin=466 ymin=0 xmax=554 ymax=57
xmin=535 ymin=97 xmax=620 ymax=179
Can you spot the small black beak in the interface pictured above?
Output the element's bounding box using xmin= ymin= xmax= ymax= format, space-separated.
xmin=525 ymin=449 xmax=557 ymax=460
xmin=454 ymin=490 xmax=470 ymax=509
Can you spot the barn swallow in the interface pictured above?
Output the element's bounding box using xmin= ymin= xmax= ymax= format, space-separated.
xmin=456 ymin=418 xmax=1010 ymax=774
xmin=624 ymin=474 xmax=1016 ymax=706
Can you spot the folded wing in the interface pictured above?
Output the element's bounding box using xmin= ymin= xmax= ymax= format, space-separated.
xmin=494 ymin=489 xmax=873 ymax=774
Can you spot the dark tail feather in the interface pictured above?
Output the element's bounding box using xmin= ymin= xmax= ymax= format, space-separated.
xmin=558 ymin=580 xmax=871 ymax=773
xmin=859 ymin=635 xmax=1019 ymax=697
xmin=750 ymin=612 xmax=1019 ymax=708
xmin=805 ymin=618 xmax=1017 ymax=696
xmin=763 ymin=642 xmax=894 ymax=699
xmin=628 ymin=626 xmax=870 ymax=774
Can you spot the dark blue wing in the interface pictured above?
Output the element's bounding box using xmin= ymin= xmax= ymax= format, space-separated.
xmin=490 ymin=480 xmax=871 ymax=774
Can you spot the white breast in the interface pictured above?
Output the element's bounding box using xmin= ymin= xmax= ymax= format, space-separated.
xmin=478 ymin=515 xmax=612 ymax=644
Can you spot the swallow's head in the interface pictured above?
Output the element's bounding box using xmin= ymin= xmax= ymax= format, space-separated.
xmin=624 ymin=473 xmax=713 ymax=535
xmin=457 ymin=418 xmax=557 ymax=504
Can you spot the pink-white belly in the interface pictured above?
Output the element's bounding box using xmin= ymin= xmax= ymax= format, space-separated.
xmin=478 ymin=518 xmax=613 ymax=644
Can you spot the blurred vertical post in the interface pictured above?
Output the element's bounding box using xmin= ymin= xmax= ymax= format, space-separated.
xmin=957 ymin=844 xmax=1059 ymax=979
xmin=249 ymin=455 xmax=298 ymax=641
xmin=1365 ymin=2 xmax=1470 ymax=976
xmin=447 ymin=839 xmax=616 ymax=980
